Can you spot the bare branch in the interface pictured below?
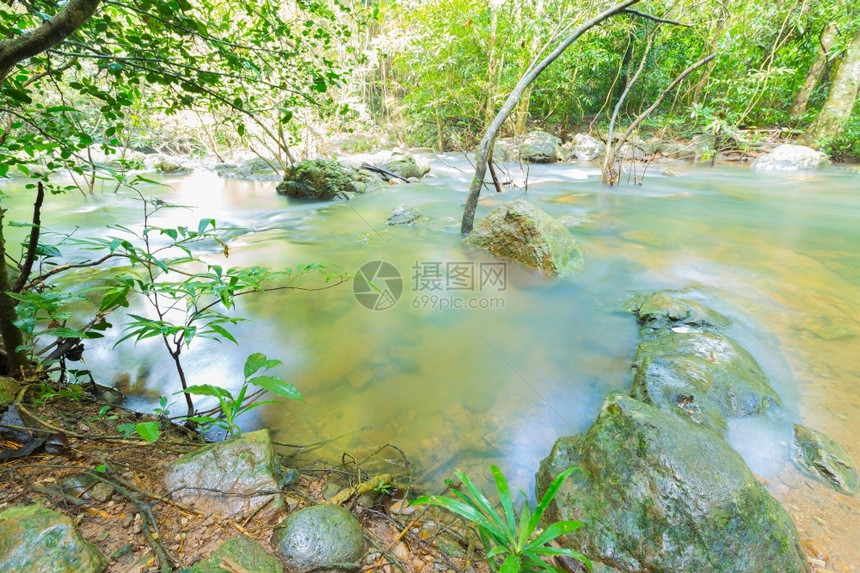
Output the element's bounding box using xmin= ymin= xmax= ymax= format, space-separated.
xmin=624 ymin=8 xmax=692 ymax=27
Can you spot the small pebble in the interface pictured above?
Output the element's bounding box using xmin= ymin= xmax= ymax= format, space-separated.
xmin=180 ymin=516 xmax=188 ymax=528
xmin=121 ymin=513 xmax=134 ymax=528
xmin=133 ymin=523 xmax=142 ymax=534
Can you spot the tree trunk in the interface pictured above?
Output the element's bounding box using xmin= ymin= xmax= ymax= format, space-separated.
xmin=800 ymin=27 xmax=860 ymax=147
xmin=791 ymin=24 xmax=838 ymax=116
xmin=0 ymin=209 xmax=28 ymax=377
xmin=0 ymin=0 xmax=102 ymax=82
xmin=461 ymin=0 xmax=641 ymax=234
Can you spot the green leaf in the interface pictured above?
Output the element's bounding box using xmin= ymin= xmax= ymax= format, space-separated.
xmin=530 ymin=466 xmax=578 ymax=535
xmin=197 ymin=218 xmax=214 ymax=234
xmin=179 ymin=384 xmax=233 ymax=400
xmin=249 ymin=375 xmax=303 ymax=402
xmin=135 ymin=421 xmax=160 ymax=443
xmin=243 ymin=352 xmax=268 ymax=378
xmin=491 ymin=465 xmax=517 ymax=538
xmin=99 ymin=287 xmax=130 ymax=312
xmin=499 ymin=554 xmax=521 ymax=573
xmin=524 ymin=520 xmax=583 ymax=552
xmin=206 ymin=323 xmax=238 ymax=344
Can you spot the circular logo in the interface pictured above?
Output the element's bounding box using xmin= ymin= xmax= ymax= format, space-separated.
xmin=353 ymin=260 xmax=403 ymax=311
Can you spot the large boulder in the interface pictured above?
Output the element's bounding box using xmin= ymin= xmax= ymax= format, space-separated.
xmin=464 ymin=199 xmax=583 ymax=277
xmin=791 ymin=424 xmax=858 ymax=494
xmin=373 ymin=150 xmax=430 ymax=180
xmin=519 ymin=130 xmax=562 ymax=163
xmin=276 ymin=159 xmax=381 ymax=200
xmin=537 ymin=393 xmax=810 ymax=573
xmin=162 ymin=429 xmax=285 ymax=522
xmin=0 ymin=505 xmax=106 ymax=572
xmin=630 ymin=331 xmax=782 ymax=434
xmin=751 ymin=144 xmax=830 ymax=171
xmin=492 ymin=131 xmax=563 ymax=163
xmin=569 ymin=133 xmax=605 ymax=161
xmin=271 ymin=504 xmax=365 ymax=573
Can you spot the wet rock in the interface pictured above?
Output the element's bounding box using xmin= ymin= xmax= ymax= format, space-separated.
xmin=162 ymin=429 xmax=285 ymax=522
xmin=215 ymin=157 xmax=281 ymax=181
xmin=569 ymin=133 xmax=605 ymax=161
xmin=519 ymin=130 xmax=562 ymax=163
xmin=630 ymin=331 xmax=781 ymax=434
xmin=187 ymin=534 xmax=285 ymax=573
xmin=153 ymin=159 xmax=192 ymax=175
xmin=0 ymin=376 xmax=19 ymax=409
xmin=464 ymin=199 xmax=583 ymax=277
xmin=0 ymin=505 xmax=107 ymax=572
xmin=618 ymin=143 xmax=645 ymax=160
xmin=386 ymin=204 xmax=422 ymax=226
xmin=536 ymin=393 xmax=810 ymax=573
xmin=491 ymin=139 xmax=518 ymax=162
xmin=60 ymin=474 xmax=113 ymax=502
xmin=272 ymin=504 xmax=364 ymax=572
xmin=373 ymin=150 xmax=430 ymax=180
xmin=751 ymin=144 xmax=830 ymax=171
xmin=624 ymin=291 xmax=731 ymax=336
xmin=791 ymin=424 xmax=858 ymax=494
xmin=276 ymin=158 xmax=381 ymax=200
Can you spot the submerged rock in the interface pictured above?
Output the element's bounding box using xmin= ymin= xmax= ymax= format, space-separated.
xmin=386 ymin=204 xmax=422 ymax=226
xmin=272 ymin=504 xmax=364 ymax=573
xmin=631 ymin=331 xmax=781 ymax=434
xmin=791 ymin=424 xmax=858 ymax=494
xmin=751 ymin=144 xmax=830 ymax=171
xmin=187 ymin=534 xmax=285 ymax=573
xmin=162 ymin=429 xmax=285 ymax=522
xmin=276 ymin=158 xmax=381 ymax=200
xmin=464 ymin=199 xmax=583 ymax=277
xmin=0 ymin=505 xmax=106 ymax=572
xmin=537 ymin=393 xmax=810 ymax=573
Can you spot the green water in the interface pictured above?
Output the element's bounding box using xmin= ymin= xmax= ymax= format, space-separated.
xmin=2 ymin=159 xmax=859 ymax=568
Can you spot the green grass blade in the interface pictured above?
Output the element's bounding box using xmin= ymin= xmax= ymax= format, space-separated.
xmin=456 ymin=470 xmax=508 ymax=533
xmin=529 ymin=466 xmax=578 ymax=534
xmin=499 ymin=554 xmax=522 ymax=573
xmin=491 ymin=465 xmax=517 ymax=539
xmin=524 ymin=520 xmax=583 ymax=551
xmin=516 ymin=498 xmax=533 ymax=549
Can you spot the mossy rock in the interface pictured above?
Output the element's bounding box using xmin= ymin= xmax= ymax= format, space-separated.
xmin=276 ymin=159 xmax=381 ymax=200
xmin=271 ymin=504 xmax=364 ymax=572
xmin=536 ymin=393 xmax=810 ymax=573
xmin=791 ymin=424 xmax=858 ymax=494
xmin=0 ymin=505 xmax=106 ymax=572
xmin=630 ymin=331 xmax=781 ymax=435
xmin=186 ymin=534 xmax=284 ymax=573
xmin=465 ymin=199 xmax=583 ymax=277
xmin=623 ymin=291 xmax=731 ymax=337
xmin=0 ymin=376 xmax=20 ymax=409
xmin=162 ymin=429 xmax=285 ymax=521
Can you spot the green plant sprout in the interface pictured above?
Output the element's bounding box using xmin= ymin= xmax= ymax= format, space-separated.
xmin=411 ymin=465 xmax=591 ymax=573
xmin=178 ymin=352 xmax=302 ymax=438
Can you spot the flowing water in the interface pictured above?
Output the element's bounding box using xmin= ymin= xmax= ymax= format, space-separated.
xmin=2 ymin=158 xmax=859 ymax=569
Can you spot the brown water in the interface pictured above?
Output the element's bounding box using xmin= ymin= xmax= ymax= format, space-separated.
xmin=2 ymin=159 xmax=859 ymax=569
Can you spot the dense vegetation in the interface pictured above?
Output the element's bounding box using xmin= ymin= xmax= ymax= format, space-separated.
xmin=0 ymin=0 xmax=857 ymax=386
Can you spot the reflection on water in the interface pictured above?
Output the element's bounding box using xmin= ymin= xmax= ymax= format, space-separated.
xmin=2 ymin=159 xmax=858 ymax=569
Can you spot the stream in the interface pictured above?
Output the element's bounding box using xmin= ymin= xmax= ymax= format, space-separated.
xmin=2 ymin=156 xmax=859 ymax=569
